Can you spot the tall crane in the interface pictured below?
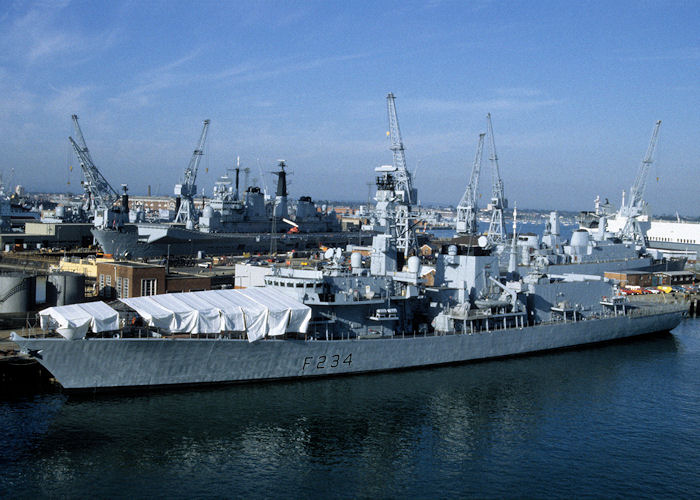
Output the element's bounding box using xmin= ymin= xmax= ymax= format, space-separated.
xmin=619 ymin=120 xmax=662 ymax=243
xmin=174 ymin=119 xmax=211 ymax=229
xmin=69 ymin=114 xmax=120 ymax=213
xmin=485 ymin=113 xmax=507 ymax=246
xmin=386 ymin=93 xmax=418 ymax=257
xmin=456 ymin=133 xmax=486 ymax=235
xmin=386 ymin=93 xmax=414 ymax=204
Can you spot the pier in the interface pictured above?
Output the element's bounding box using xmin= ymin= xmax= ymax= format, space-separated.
xmin=629 ymin=292 xmax=700 ymax=318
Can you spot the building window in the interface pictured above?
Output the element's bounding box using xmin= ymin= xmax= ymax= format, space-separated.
xmin=99 ymin=274 xmax=105 ymax=296
xmin=116 ymin=277 xmax=123 ymax=298
xmin=123 ymin=278 xmax=130 ymax=298
xmin=141 ymin=278 xmax=157 ymax=296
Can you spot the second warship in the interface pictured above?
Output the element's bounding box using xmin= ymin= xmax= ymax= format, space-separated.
xmin=67 ymin=115 xmax=372 ymax=259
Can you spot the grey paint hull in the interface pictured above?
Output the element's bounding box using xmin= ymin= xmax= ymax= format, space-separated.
xmin=648 ymin=241 xmax=700 ymax=259
xmin=92 ymin=225 xmax=372 ymax=258
xmin=14 ymin=308 xmax=684 ymax=391
xmin=516 ymin=257 xmax=686 ymax=276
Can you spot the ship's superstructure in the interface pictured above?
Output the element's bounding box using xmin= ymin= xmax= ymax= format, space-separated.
xmin=198 ymin=160 xmax=339 ymax=235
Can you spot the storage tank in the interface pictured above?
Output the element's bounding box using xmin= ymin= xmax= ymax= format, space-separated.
xmin=0 ymin=272 xmax=30 ymax=314
xmin=48 ymin=271 xmax=85 ymax=306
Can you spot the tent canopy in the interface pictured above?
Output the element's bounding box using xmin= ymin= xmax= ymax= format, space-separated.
xmin=120 ymin=287 xmax=310 ymax=342
xmin=40 ymin=288 xmax=310 ymax=342
xmin=39 ymin=301 xmax=120 ymax=340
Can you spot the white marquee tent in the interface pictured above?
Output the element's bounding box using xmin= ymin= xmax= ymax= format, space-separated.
xmin=39 ymin=301 xmax=120 ymax=340
xmin=121 ymin=287 xmax=311 ymax=341
xmin=40 ymin=287 xmax=311 ymax=342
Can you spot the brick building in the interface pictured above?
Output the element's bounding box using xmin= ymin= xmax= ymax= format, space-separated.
xmin=96 ymin=261 xmax=217 ymax=298
xmin=96 ymin=261 xmax=166 ymax=299
xmin=603 ymin=270 xmax=653 ymax=287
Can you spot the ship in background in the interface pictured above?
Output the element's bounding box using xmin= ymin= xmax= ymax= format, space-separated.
xmin=67 ymin=115 xmax=371 ymax=259
xmin=574 ymin=121 xmax=697 ymax=264
xmin=645 ymin=218 xmax=700 ymax=261
xmin=452 ymin=118 xmax=685 ymax=277
xmin=91 ymin=159 xmax=364 ymax=259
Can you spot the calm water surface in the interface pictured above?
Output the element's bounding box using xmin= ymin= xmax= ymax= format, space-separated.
xmin=2 ymin=318 xmax=700 ymax=498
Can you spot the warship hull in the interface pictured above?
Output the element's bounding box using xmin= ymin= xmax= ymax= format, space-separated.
xmin=12 ymin=307 xmax=684 ymax=391
xmin=519 ymin=257 xmax=687 ymax=276
xmin=92 ymin=224 xmax=373 ymax=258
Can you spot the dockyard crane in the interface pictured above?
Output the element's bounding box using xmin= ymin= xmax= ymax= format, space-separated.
xmin=485 ymin=113 xmax=508 ymax=246
xmin=386 ymin=93 xmax=418 ymax=257
xmin=456 ymin=133 xmax=486 ymax=235
xmin=174 ymin=119 xmax=211 ymax=229
xmin=386 ymin=93 xmax=415 ymax=205
xmin=619 ymin=120 xmax=662 ymax=244
xmin=69 ymin=114 xmax=120 ymax=214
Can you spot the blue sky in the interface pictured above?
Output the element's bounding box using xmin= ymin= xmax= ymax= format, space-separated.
xmin=0 ymin=0 xmax=698 ymax=216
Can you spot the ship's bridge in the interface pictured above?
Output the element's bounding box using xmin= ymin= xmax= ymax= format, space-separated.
xmin=264 ymin=275 xmax=323 ymax=291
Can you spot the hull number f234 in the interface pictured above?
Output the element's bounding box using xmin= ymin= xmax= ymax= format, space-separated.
xmin=302 ymin=354 xmax=352 ymax=372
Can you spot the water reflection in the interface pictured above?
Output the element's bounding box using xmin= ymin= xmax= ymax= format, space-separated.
xmin=2 ymin=329 xmax=694 ymax=498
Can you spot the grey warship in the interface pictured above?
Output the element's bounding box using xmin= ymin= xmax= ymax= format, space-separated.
xmin=92 ymin=160 xmax=370 ymax=259
xmin=69 ymin=116 xmax=371 ymax=258
xmin=454 ymin=117 xmax=683 ymax=277
xmin=11 ymin=95 xmax=686 ymax=392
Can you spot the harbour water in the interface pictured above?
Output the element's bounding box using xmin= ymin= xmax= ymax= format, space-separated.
xmin=2 ymin=317 xmax=699 ymax=498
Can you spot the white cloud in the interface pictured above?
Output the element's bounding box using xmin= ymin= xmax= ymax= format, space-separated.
xmin=107 ymin=52 xmax=369 ymax=110
xmin=0 ymin=1 xmax=120 ymax=66
xmin=47 ymin=84 xmax=94 ymax=114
